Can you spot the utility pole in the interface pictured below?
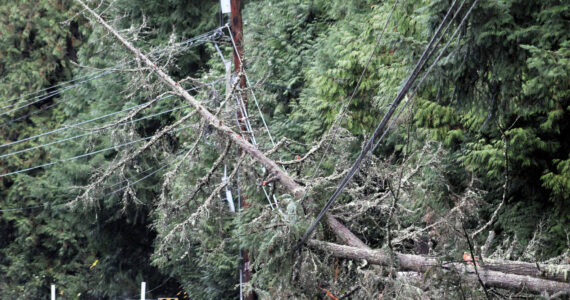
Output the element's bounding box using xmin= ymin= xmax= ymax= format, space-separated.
xmin=231 ymin=0 xmax=247 ymax=109
xmin=230 ymin=1 xmax=254 ymax=299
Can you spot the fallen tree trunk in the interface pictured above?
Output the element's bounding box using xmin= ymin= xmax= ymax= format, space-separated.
xmin=325 ymin=216 xmax=570 ymax=284
xmin=482 ymin=259 xmax=570 ymax=284
xmin=76 ymin=0 xmax=367 ymax=247
xmin=325 ymin=214 xmax=371 ymax=249
xmin=77 ymin=1 xmax=570 ymax=295
xmin=308 ymin=239 xmax=570 ymax=294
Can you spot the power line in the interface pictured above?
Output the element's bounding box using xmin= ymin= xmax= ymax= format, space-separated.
xmin=103 ymin=159 xmax=170 ymax=198
xmin=0 ymin=122 xmax=194 ymax=178
xmin=226 ymin=24 xmax=276 ymax=147
xmin=0 ymin=70 xmax=114 ymax=118
xmin=1 ymin=70 xmax=112 ymax=110
xmin=0 ymin=80 xmax=219 ymax=150
xmin=370 ymin=0 xmax=474 ymax=153
xmin=0 ymin=103 xmax=190 ymax=159
xmin=101 ymin=141 xmax=204 ymax=199
xmin=224 ymin=24 xmax=280 ymax=210
xmin=0 ymin=27 xmax=221 ymax=131
xmin=0 ymin=38 xmax=202 ymax=120
xmin=0 ymin=27 xmax=224 ymax=112
xmin=0 ymin=146 xmax=192 ymax=212
xmin=299 ymin=0 xmax=400 ymax=202
xmin=297 ymin=0 xmax=479 ymax=249
xmin=1 ymin=102 xmax=151 ymax=149
xmin=0 ymin=102 xmax=58 ymax=129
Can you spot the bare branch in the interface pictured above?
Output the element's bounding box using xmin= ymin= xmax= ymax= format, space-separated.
xmin=158 ymin=153 xmax=245 ymax=253
xmin=70 ymin=109 xmax=197 ymax=207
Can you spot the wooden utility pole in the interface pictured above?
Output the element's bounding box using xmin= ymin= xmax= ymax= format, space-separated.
xmin=231 ymin=1 xmax=254 ymax=299
xmin=231 ymin=0 xmax=248 ymax=130
xmin=231 ymin=0 xmax=246 ymax=104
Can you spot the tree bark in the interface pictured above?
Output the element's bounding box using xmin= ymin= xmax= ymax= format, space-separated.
xmin=325 ymin=214 xmax=370 ymax=249
xmin=308 ymin=240 xmax=570 ymax=294
xmin=75 ymin=0 xmax=304 ymax=200
xmin=76 ymin=2 xmax=570 ymax=295
xmin=324 ymin=215 xmax=570 ymax=284
xmin=481 ymin=258 xmax=570 ymax=283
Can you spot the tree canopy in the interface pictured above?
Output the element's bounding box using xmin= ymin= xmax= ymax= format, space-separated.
xmin=1 ymin=0 xmax=569 ymax=299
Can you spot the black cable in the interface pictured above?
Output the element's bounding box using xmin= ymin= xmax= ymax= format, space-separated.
xmin=0 ymin=145 xmax=193 ymax=212
xmin=296 ymin=0 xmax=478 ymax=250
xmin=297 ymin=0 xmax=401 ymax=210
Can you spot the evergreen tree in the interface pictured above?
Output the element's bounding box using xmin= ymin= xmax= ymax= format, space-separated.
xmin=1 ymin=0 xmax=221 ymax=298
xmin=1 ymin=0 xmax=568 ymax=298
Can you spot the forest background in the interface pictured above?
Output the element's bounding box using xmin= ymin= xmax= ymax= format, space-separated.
xmin=0 ymin=0 xmax=568 ymax=299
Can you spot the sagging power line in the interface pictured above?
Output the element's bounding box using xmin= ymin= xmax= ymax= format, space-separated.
xmin=0 ymin=121 xmax=196 ymax=179
xmin=297 ymin=0 xmax=480 ymax=249
xmin=0 ymin=80 xmax=221 ymax=158
xmin=0 ymin=144 xmax=195 ymax=212
xmin=0 ymin=27 xmax=224 ymax=114
xmin=0 ymin=79 xmax=221 ymax=151
xmin=297 ymin=0 xmax=401 ymax=205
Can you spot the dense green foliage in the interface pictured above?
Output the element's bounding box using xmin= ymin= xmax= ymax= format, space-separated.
xmin=414 ymin=0 xmax=570 ymax=254
xmin=1 ymin=0 xmax=568 ymax=298
xmin=246 ymin=0 xmax=570 ymax=253
xmin=1 ymin=0 xmax=219 ymax=298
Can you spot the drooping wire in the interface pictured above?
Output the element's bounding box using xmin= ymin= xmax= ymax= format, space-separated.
xmin=216 ymin=27 xmax=278 ymax=210
xmin=0 ymin=70 xmax=114 ymax=118
xmin=0 ymin=84 xmax=222 ymax=213
xmin=0 ymin=27 xmax=222 ymax=135
xmin=0 ymin=146 xmax=192 ymax=212
xmin=0 ymin=102 xmax=151 ymax=149
xmin=0 ymin=102 xmax=59 ymax=129
xmin=0 ymin=122 xmax=194 ymax=178
xmin=0 ymin=79 xmax=221 ymax=158
xmin=0 ymin=104 xmax=187 ymax=159
xmin=297 ymin=0 xmax=479 ymax=249
xmin=227 ymin=25 xmax=285 ymax=210
xmin=231 ymin=93 xmax=277 ymax=210
xmin=0 ymin=79 xmax=220 ymax=150
xmin=371 ymin=0 xmax=472 ymax=152
xmin=226 ymin=25 xmax=276 ymax=147
xmin=1 ymin=70 xmax=113 ymax=109
xmin=0 ymin=27 xmax=224 ymax=112
xmin=299 ymin=0 xmax=400 ymax=200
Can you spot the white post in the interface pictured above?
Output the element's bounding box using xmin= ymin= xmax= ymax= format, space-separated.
xmin=223 ymin=165 xmax=236 ymax=212
xmin=140 ymin=282 xmax=146 ymax=300
xmin=51 ymin=285 xmax=56 ymax=300
xmin=220 ymin=0 xmax=231 ymax=14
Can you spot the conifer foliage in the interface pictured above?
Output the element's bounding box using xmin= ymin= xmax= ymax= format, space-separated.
xmin=0 ymin=0 xmax=569 ymax=299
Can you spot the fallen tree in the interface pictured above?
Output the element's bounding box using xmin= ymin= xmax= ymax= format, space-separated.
xmin=325 ymin=215 xmax=570 ymax=284
xmin=75 ymin=0 xmax=570 ymax=295
xmin=308 ymin=239 xmax=570 ymax=294
xmin=480 ymin=258 xmax=570 ymax=284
